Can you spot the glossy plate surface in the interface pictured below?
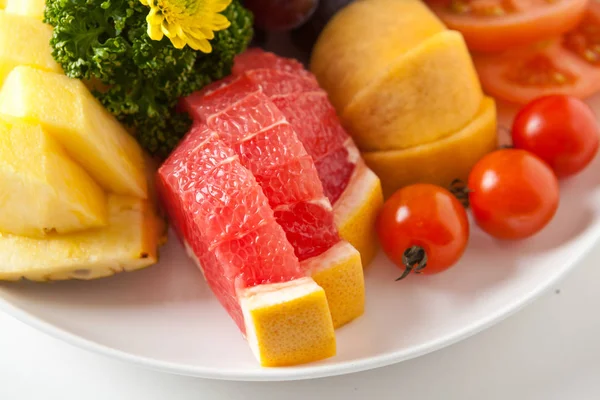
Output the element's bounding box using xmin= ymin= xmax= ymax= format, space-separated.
xmin=1 ymin=96 xmax=600 ymax=381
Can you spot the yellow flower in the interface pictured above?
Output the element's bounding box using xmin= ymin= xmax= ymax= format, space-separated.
xmin=139 ymin=0 xmax=232 ymax=53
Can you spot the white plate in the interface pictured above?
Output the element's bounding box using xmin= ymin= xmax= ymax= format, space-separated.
xmin=1 ymin=97 xmax=600 ymax=381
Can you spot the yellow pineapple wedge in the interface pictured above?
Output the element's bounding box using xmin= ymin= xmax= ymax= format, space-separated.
xmin=5 ymin=0 xmax=45 ymax=19
xmin=0 ymin=195 xmax=162 ymax=282
xmin=0 ymin=66 xmax=148 ymax=198
xmin=0 ymin=11 xmax=62 ymax=86
xmin=0 ymin=117 xmax=107 ymax=237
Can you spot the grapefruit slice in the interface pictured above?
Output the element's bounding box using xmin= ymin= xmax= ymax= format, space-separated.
xmin=233 ymin=48 xmax=310 ymax=77
xmin=157 ymin=124 xmax=336 ymax=366
xmin=182 ymin=75 xmax=364 ymax=328
xmin=229 ymin=49 xmax=383 ymax=266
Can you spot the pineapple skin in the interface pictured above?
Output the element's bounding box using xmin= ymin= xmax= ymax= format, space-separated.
xmin=0 ymin=195 xmax=163 ymax=282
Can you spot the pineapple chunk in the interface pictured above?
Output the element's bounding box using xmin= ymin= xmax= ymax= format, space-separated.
xmin=0 ymin=118 xmax=107 ymax=237
xmin=0 ymin=67 xmax=148 ymax=198
xmin=0 ymin=11 xmax=62 ymax=86
xmin=5 ymin=0 xmax=45 ymax=20
xmin=0 ymin=195 xmax=162 ymax=282
xmin=0 ymin=0 xmax=5 ymax=9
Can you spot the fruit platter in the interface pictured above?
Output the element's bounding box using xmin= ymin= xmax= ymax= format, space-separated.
xmin=1 ymin=0 xmax=600 ymax=381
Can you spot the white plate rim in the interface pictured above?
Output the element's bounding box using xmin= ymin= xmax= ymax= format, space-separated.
xmin=0 ymin=229 xmax=595 ymax=382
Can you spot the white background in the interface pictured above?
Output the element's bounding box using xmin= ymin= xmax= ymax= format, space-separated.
xmin=1 ymin=245 xmax=600 ymax=399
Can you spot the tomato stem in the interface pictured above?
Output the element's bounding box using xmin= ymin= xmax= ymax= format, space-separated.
xmin=396 ymin=246 xmax=428 ymax=281
xmin=498 ymin=125 xmax=514 ymax=150
xmin=449 ymin=179 xmax=471 ymax=208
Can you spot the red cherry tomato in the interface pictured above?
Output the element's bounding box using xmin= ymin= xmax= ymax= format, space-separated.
xmin=512 ymin=95 xmax=599 ymax=178
xmin=468 ymin=149 xmax=560 ymax=240
xmin=376 ymin=184 xmax=469 ymax=279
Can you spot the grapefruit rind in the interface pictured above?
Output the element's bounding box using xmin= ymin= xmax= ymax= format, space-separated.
xmin=341 ymin=30 xmax=483 ymax=152
xmin=304 ymin=241 xmax=365 ymax=328
xmin=363 ymin=97 xmax=498 ymax=199
xmin=334 ymin=162 xmax=383 ymax=267
xmin=240 ymin=277 xmax=336 ymax=367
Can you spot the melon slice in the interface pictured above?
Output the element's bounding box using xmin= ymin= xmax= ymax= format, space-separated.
xmin=157 ymin=125 xmax=336 ymax=366
xmin=183 ymin=75 xmax=365 ymax=328
xmin=0 ymin=118 xmax=107 ymax=237
xmin=0 ymin=67 xmax=147 ymax=198
xmin=0 ymin=195 xmax=161 ymax=282
xmin=0 ymin=11 xmax=62 ymax=86
xmin=310 ymin=0 xmax=447 ymax=112
xmin=363 ymin=97 xmax=498 ymax=198
xmin=309 ymin=0 xmax=484 ymax=152
xmin=341 ymin=30 xmax=483 ymax=152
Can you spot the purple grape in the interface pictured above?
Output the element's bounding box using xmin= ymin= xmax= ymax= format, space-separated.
xmin=244 ymin=0 xmax=319 ymax=31
xmin=290 ymin=0 xmax=355 ymax=52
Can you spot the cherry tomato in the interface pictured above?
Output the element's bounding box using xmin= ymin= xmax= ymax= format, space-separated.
xmin=376 ymin=184 xmax=469 ymax=279
xmin=512 ymin=95 xmax=599 ymax=178
xmin=426 ymin=0 xmax=588 ymax=53
xmin=473 ymin=3 xmax=600 ymax=104
xmin=468 ymin=149 xmax=559 ymax=240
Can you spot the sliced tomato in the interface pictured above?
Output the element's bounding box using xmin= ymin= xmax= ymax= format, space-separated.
xmin=563 ymin=1 xmax=600 ymax=65
xmin=473 ymin=41 xmax=600 ymax=104
xmin=473 ymin=3 xmax=600 ymax=104
xmin=426 ymin=0 xmax=589 ymax=53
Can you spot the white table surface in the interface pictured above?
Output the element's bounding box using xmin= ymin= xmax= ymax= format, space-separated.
xmin=2 ymin=245 xmax=600 ymax=400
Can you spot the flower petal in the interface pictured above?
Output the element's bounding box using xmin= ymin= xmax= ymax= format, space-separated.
xmin=139 ymin=0 xmax=232 ymax=53
xmin=212 ymin=0 xmax=232 ymax=13
xmin=170 ymin=35 xmax=187 ymax=49
xmin=188 ymin=36 xmax=213 ymax=53
xmin=210 ymin=13 xmax=230 ymax=30
xmin=147 ymin=19 xmax=165 ymax=40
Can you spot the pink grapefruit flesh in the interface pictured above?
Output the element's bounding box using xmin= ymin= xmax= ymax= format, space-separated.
xmin=158 ymin=125 xmax=301 ymax=329
xmin=157 ymin=124 xmax=336 ymax=366
xmin=232 ymin=48 xmax=310 ymax=77
xmin=231 ymin=49 xmax=358 ymax=203
xmin=183 ymin=76 xmax=340 ymax=261
xmin=182 ymin=68 xmax=366 ymax=329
